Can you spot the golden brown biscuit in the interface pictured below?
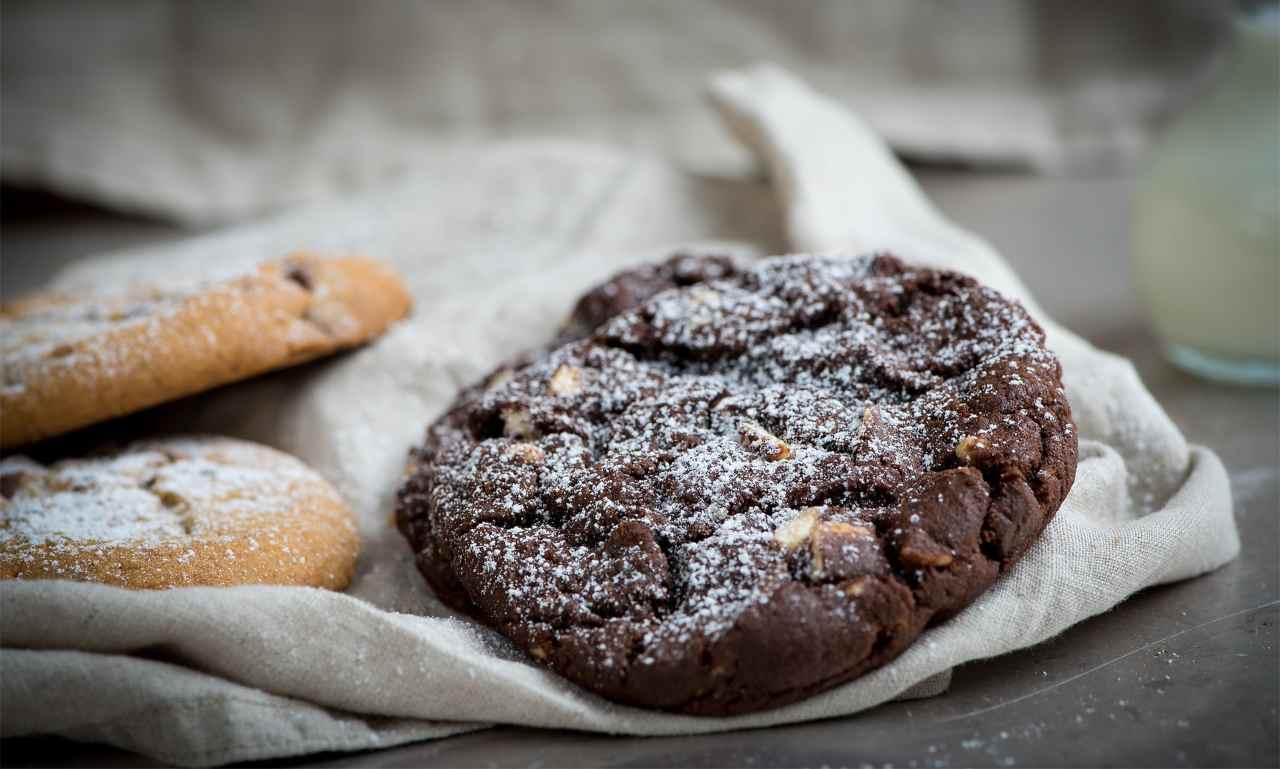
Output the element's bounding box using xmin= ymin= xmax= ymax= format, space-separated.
xmin=0 ymin=436 xmax=359 ymax=589
xmin=1 ymin=253 xmax=411 ymax=448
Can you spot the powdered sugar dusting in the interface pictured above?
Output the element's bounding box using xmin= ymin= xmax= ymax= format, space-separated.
xmin=3 ymin=486 xmax=187 ymax=545
xmin=1 ymin=290 xmax=193 ymax=389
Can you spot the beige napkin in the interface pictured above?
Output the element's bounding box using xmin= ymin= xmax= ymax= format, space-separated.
xmin=0 ymin=69 xmax=1238 ymax=766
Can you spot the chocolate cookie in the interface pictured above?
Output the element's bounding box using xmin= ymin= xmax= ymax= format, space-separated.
xmin=397 ymin=254 xmax=1076 ymax=715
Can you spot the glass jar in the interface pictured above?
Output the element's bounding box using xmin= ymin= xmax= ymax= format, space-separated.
xmin=1131 ymin=9 xmax=1279 ymax=386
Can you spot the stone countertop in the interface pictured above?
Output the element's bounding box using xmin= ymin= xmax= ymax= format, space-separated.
xmin=2 ymin=170 xmax=1275 ymax=768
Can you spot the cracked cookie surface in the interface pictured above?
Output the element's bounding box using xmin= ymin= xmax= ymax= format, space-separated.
xmin=1 ymin=253 xmax=411 ymax=448
xmin=1 ymin=436 xmax=359 ymax=589
xmin=397 ymin=253 xmax=1076 ymax=715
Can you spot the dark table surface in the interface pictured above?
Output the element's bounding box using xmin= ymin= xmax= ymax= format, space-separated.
xmin=2 ymin=172 xmax=1276 ymax=768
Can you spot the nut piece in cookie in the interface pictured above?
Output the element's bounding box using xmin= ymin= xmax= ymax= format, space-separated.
xmin=739 ymin=421 xmax=792 ymax=461
xmin=773 ymin=507 xmax=820 ymax=548
xmin=1 ymin=253 xmax=411 ymax=449
xmin=547 ymin=364 xmax=584 ymax=397
xmin=501 ymin=406 xmax=537 ymax=439
xmin=0 ymin=436 xmax=360 ymax=590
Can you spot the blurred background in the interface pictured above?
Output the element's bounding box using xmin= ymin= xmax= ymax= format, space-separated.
xmin=2 ymin=5 xmax=1277 ymax=766
xmin=1 ymin=0 xmax=1275 ymax=381
xmin=1 ymin=0 xmax=1234 ymax=222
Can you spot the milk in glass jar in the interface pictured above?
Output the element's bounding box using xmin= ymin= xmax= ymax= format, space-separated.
xmin=1132 ymin=9 xmax=1279 ymax=385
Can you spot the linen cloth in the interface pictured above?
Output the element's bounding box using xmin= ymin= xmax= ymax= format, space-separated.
xmin=0 ymin=0 xmax=1228 ymax=224
xmin=0 ymin=69 xmax=1238 ymax=766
